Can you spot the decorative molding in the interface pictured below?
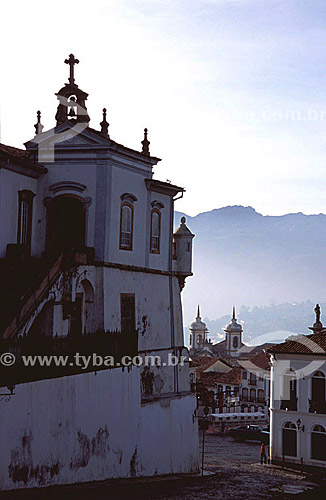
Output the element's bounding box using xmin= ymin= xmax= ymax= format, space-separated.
xmin=50 ymin=181 xmax=87 ymax=194
xmin=151 ymin=200 xmax=165 ymax=209
xmin=120 ymin=192 xmax=137 ymax=203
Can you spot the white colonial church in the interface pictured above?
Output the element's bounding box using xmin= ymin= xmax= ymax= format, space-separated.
xmin=0 ymin=55 xmax=199 ymax=490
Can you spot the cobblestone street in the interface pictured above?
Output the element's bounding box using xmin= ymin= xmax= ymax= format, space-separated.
xmin=1 ymin=434 xmax=323 ymax=499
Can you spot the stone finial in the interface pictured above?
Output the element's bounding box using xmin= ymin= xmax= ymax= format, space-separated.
xmin=34 ymin=110 xmax=44 ymax=135
xmin=100 ymin=108 xmax=110 ymax=138
xmin=141 ymin=128 xmax=150 ymax=156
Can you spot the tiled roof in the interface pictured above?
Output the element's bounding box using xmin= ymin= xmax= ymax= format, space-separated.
xmin=198 ymin=366 xmax=242 ymax=386
xmin=0 ymin=143 xmax=31 ymax=159
xmin=190 ymin=356 xmax=234 ymax=372
xmin=189 ymin=357 xmax=218 ymax=371
xmin=266 ymin=332 xmax=326 ymax=356
xmin=248 ymin=350 xmax=270 ymax=370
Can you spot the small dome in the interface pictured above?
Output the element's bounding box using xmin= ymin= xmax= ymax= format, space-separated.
xmin=224 ymin=306 xmax=243 ymax=333
xmin=190 ymin=305 xmax=207 ymax=331
xmin=190 ymin=319 xmax=207 ymax=330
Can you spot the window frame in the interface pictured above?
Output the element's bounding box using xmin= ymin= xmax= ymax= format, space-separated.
xmin=17 ymin=190 xmax=35 ymax=249
xmin=119 ymin=201 xmax=134 ymax=251
xmin=150 ymin=208 xmax=161 ymax=254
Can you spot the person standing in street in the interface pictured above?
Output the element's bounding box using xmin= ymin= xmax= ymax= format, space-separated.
xmin=260 ymin=443 xmax=267 ymax=464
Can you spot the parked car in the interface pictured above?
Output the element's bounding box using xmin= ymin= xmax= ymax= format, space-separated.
xmin=228 ymin=425 xmax=269 ymax=443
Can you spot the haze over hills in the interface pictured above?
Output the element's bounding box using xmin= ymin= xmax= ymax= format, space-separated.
xmin=175 ymin=206 xmax=326 ymax=340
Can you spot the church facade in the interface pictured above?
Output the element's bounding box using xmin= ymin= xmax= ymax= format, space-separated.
xmin=0 ymin=55 xmax=199 ymax=490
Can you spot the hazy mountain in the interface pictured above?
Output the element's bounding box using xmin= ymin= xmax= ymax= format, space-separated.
xmin=175 ymin=206 xmax=326 ymax=334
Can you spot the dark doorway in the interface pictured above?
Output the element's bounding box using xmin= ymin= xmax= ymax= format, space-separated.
xmin=282 ymin=423 xmax=297 ymax=457
xmin=47 ymin=197 xmax=85 ymax=253
xmin=311 ymin=425 xmax=326 ymax=461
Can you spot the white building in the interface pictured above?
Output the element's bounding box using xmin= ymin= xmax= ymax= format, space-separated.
xmin=268 ymin=305 xmax=326 ymax=469
xmin=0 ymin=54 xmax=199 ymax=490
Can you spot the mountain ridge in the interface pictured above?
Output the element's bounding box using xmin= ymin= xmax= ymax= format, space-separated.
xmin=175 ymin=206 xmax=326 ymax=329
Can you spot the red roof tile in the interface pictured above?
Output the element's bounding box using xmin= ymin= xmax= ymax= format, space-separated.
xmin=0 ymin=143 xmax=30 ymax=159
xmin=198 ymin=366 xmax=242 ymax=386
xmin=267 ymin=332 xmax=326 ymax=356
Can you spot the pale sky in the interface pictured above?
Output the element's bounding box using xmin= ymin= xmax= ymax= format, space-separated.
xmin=1 ymin=0 xmax=326 ymax=216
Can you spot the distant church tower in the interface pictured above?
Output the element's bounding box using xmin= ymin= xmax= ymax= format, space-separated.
xmin=224 ymin=307 xmax=243 ymax=357
xmin=189 ymin=306 xmax=211 ymax=356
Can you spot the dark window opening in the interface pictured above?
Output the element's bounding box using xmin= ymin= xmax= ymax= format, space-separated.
xmin=17 ymin=190 xmax=35 ymax=250
xmin=312 ymin=371 xmax=326 ymax=403
xmin=121 ymin=294 xmax=135 ymax=333
xmin=150 ymin=209 xmax=161 ymax=254
xmin=249 ymin=388 xmax=256 ymax=402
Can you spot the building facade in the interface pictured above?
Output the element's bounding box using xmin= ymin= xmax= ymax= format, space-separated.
xmin=268 ymin=305 xmax=326 ymax=469
xmin=0 ymin=55 xmax=199 ymax=490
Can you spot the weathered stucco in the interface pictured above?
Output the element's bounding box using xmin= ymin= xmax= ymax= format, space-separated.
xmin=0 ymin=368 xmax=199 ymax=490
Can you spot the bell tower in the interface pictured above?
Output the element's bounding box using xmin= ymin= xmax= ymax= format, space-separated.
xmin=189 ymin=305 xmax=208 ymax=355
xmin=224 ymin=306 xmax=243 ymax=357
xmin=55 ymin=54 xmax=90 ymax=125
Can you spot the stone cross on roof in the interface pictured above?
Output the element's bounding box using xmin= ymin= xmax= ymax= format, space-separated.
xmin=64 ymin=53 xmax=79 ymax=85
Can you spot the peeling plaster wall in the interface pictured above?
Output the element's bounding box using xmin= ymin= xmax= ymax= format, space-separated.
xmin=0 ymin=369 xmax=199 ymax=491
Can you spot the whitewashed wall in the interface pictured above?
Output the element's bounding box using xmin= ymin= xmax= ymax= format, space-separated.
xmin=0 ymin=368 xmax=199 ymax=491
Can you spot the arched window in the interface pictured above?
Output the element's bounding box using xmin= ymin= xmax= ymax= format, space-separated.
xmin=250 ymin=388 xmax=256 ymax=402
xmin=311 ymin=425 xmax=326 ymax=461
xmin=150 ymin=209 xmax=161 ymax=253
xmin=217 ymin=384 xmax=223 ymax=393
xmin=233 ymin=336 xmax=239 ymax=348
xmin=225 ymin=386 xmax=231 ymax=395
xmin=119 ymin=202 xmax=133 ymax=250
xmin=258 ymin=389 xmax=265 ymax=403
xmin=242 ymin=388 xmax=248 ymax=401
xmin=282 ymin=422 xmax=297 ymax=457
xmin=312 ymin=371 xmax=326 ymax=403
